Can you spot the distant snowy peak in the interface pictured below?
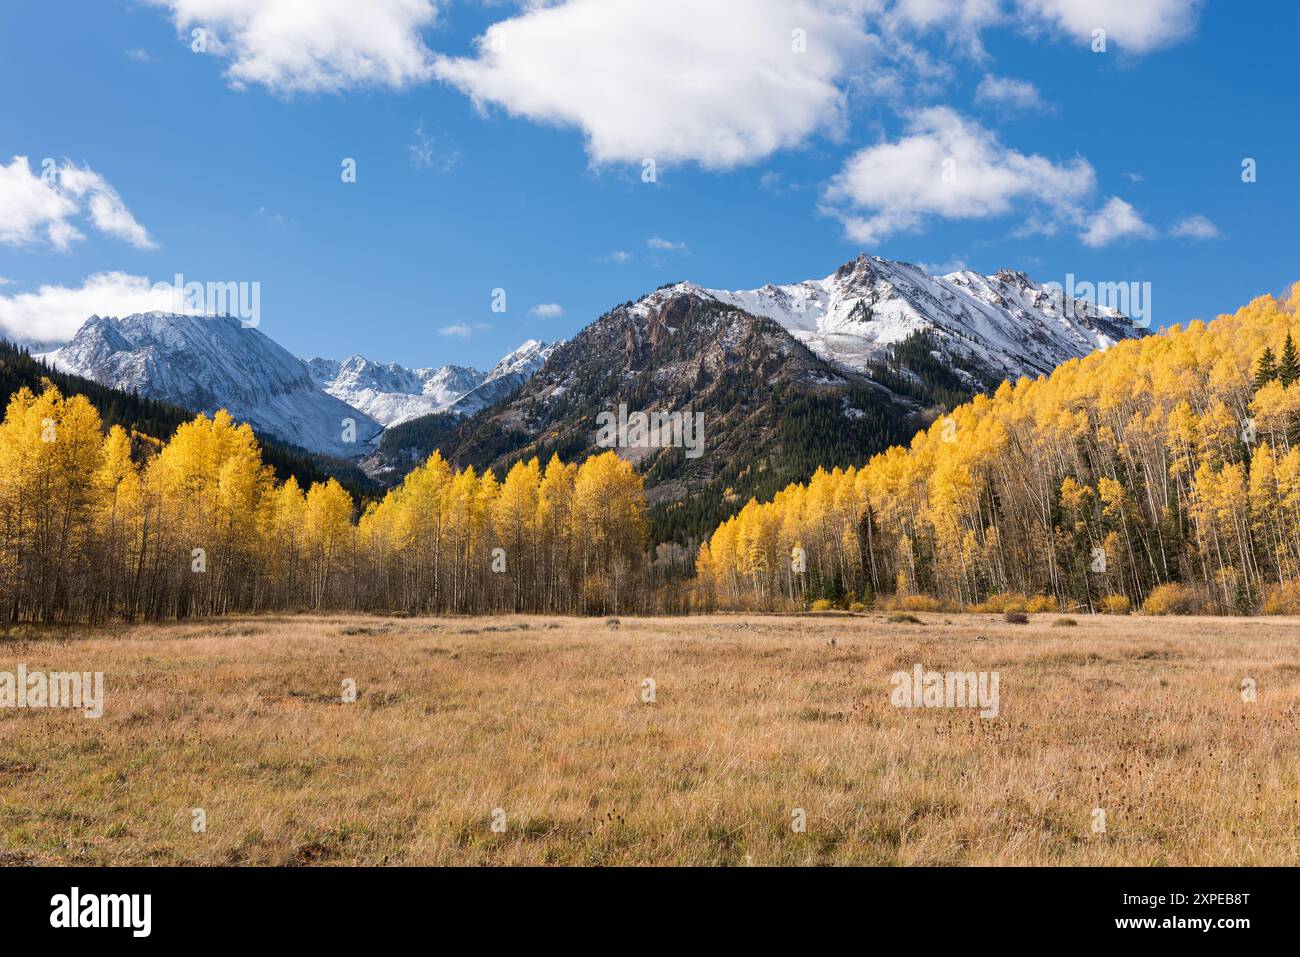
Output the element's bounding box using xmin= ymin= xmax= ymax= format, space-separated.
xmin=307 ymin=355 xmax=427 ymax=397
xmin=308 ymin=339 xmax=561 ymax=427
xmin=485 ymin=338 xmax=556 ymax=381
xmin=306 ymin=354 xmax=487 ymax=427
xmin=635 ymin=254 xmax=1145 ymax=381
xmin=443 ymin=339 xmax=563 ymax=417
xmin=45 ymin=312 xmax=381 ymax=457
xmin=421 ymin=364 xmax=488 ymax=407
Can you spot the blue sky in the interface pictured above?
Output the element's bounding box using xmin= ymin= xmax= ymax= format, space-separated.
xmin=1 ymin=0 xmax=1297 ymax=370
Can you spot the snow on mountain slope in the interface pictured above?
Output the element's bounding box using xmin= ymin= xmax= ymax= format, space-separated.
xmin=635 ymin=254 xmax=1145 ymax=382
xmin=486 ymin=338 xmax=555 ymax=380
xmin=34 ymin=257 xmax=1123 ymax=471
xmin=306 ymin=339 xmax=559 ymax=426
xmin=440 ymin=339 xmax=562 ymax=417
xmin=306 ymin=355 xmax=486 ymax=427
xmin=45 ymin=312 xmax=382 ymax=457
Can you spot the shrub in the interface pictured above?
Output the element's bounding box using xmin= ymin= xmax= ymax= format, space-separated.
xmin=1142 ymin=583 xmax=1203 ymax=616
xmin=1100 ymin=594 xmax=1131 ymax=615
xmin=1260 ymin=581 xmax=1300 ymax=615
xmin=887 ymin=612 xmax=923 ymax=624
xmin=973 ymin=592 xmax=1023 ymax=613
xmin=810 ymin=598 xmax=834 ymax=612
xmin=973 ymin=593 xmax=1057 ymax=614
xmin=1027 ymin=594 xmax=1059 ymax=613
xmin=1003 ymin=611 xmax=1029 ymax=624
xmin=1052 ymin=617 xmax=1078 ymax=627
xmin=848 ymin=601 xmax=866 ymax=613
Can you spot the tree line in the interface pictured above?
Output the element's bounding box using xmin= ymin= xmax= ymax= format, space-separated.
xmin=0 ymin=382 xmax=651 ymax=624
xmin=696 ymin=285 xmax=1300 ymax=616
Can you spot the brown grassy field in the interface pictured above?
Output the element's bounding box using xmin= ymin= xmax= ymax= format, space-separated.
xmin=1 ymin=612 xmax=1298 ymax=866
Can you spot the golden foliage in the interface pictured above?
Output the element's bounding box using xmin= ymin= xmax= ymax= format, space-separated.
xmin=1100 ymin=595 xmax=1132 ymax=615
xmin=701 ymin=284 xmax=1300 ymax=615
xmin=1259 ymin=580 xmax=1300 ymax=615
xmin=1142 ymin=583 xmax=1205 ymax=616
xmin=0 ymin=387 xmax=650 ymax=621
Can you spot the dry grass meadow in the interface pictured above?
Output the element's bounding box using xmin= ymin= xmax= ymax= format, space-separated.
xmin=1 ymin=611 xmax=1298 ymax=866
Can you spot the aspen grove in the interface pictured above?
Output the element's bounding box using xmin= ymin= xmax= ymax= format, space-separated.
xmin=0 ymin=386 xmax=648 ymax=623
xmin=696 ymin=285 xmax=1300 ymax=616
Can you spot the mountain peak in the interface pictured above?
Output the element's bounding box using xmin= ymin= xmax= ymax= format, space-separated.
xmin=46 ymin=312 xmax=381 ymax=457
xmin=306 ymin=340 xmax=560 ymax=429
xmin=630 ymin=254 xmax=1145 ymax=382
xmin=992 ymin=267 xmax=1033 ymax=287
xmin=487 ymin=339 xmax=559 ymax=381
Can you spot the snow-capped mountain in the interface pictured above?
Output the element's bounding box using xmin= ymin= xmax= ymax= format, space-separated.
xmin=375 ymin=254 xmax=1148 ymax=537
xmin=487 ymin=338 xmax=555 ymax=380
xmin=445 ymin=339 xmax=560 ymax=417
xmin=306 ymin=339 xmax=560 ymax=426
xmin=637 ymin=254 xmax=1144 ymax=382
xmin=306 ymin=355 xmax=487 ymax=427
xmin=44 ymin=312 xmax=382 ymax=457
xmin=33 ymin=256 xmax=1138 ymax=496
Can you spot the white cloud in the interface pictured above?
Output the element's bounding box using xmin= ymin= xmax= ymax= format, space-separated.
xmin=974 ymin=73 xmax=1048 ymax=112
xmin=889 ymin=0 xmax=999 ymax=28
xmin=438 ymin=321 xmax=491 ymax=339
xmin=647 ymin=237 xmax=687 ymax=252
xmin=56 ymin=164 xmax=157 ymax=249
xmin=1170 ymin=214 xmax=1220 ymax=241
xmin=529 ymin=303 xmax=564 ymax=318
xmin=0 ymin=271 xmax=195 ymax=345
xmin=409 ymin=123 xmax=435 ymax=169
xmin=919 ymin=257 xmax=970 ymax=275
xmin=408 ymin=120 xmax=460 ymax=172
xmin=1080 ymin=196 xmax=1155 ymax=247
xmin=1013 ymin=0 xmax=1203 ymax=53
xmin=0 ymin=157 xmax=155 ymax=251
xmin=0 ymin=157 xmax=81 ymax=250
xmin=439 ymin=322 xmax=474 ymax=339
xmin=881 ymin=0 xmax=1201 ymax=55
xmin=602 ymin=250 xmax=633 ymax=264
xmin=145 ymin=0 xmax=440 ymax=94
xmin=886 ymin=0 xmax=1002 ymax=47
xmin=433 ymin=0 xmax=871 ymax=169
xmin=821 ymin=108 xmax=1094 ymax=244
xmin=126 ymin=48 xmax=152 ymax=63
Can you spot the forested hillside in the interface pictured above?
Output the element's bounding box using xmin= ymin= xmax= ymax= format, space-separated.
xmin=1 ymin=338 xmax=187 ymax=441
xmin=697 ymin=284 xmax=1300 ymax=615
xmin=367 ymin=293 xmax=960 ymax=546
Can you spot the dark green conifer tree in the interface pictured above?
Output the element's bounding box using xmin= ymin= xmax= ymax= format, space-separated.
xmin=1280 ymin=334 xmax=1300 ymax=387
xmin=1254 ymin=347 xmax=1278 ymax=390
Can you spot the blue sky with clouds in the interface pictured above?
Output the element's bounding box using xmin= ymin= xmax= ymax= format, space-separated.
xmin=1 ymin=0 xmax=1297 ymax=369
